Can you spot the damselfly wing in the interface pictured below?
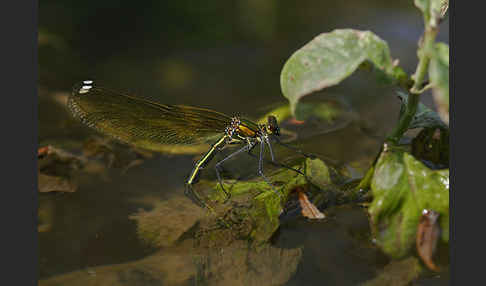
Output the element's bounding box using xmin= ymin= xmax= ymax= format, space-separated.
xmin=68 ymin=81 xmax=232 ymax=154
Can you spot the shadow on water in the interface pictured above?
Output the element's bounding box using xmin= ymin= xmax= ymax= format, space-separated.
xmin=277 ymin=205 xmax=389 ymax=286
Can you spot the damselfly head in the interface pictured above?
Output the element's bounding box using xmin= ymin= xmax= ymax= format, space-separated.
xmin=267 ymin=115 xmax=280 ymax=136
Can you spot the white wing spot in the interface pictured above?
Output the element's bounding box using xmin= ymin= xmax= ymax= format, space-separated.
xmin=79 ymin=85 xmax=92 ymax=94
xmin=83 ymin=80 xmax=93 ymax=84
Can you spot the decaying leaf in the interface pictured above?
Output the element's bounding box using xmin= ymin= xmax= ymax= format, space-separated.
xmin=38 ymin=145 xmax=85 ymax=170
xmin=39 ymin=145 xmax=75 ymax=159
xmin=38 ymin=145 xmax=82 ymax=193
xmin=82 ymin=137 xmax=154 ymax=172
xmin=38 ymin=172 xmax=77 ymax=193
xmin=297 ymin=189 xmax=325 ymax=219
xmin=38 ymin=146 xmax=50 ymax=157
xmin=416 ymin=209 xmax=440 ymax=271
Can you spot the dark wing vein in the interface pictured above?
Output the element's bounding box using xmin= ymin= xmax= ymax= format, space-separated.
xmin=68 ymin=81 xmax=231 ymax=151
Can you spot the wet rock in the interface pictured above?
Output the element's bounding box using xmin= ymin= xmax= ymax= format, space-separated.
xmin=38 ymin=250 xmax=195 ymax=286
xmin=361 ymin=257 xmax=422 ymax=286
xmin=129 ymin=196 xmax=206 ymax=248
xmin=39 ymin=240 xmax=302 ymax=286
xmin=194 ymin=240 xmax=302 ymax=286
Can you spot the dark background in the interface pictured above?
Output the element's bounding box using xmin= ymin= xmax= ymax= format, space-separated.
xmin=39 ymin=0 xmax=449 ymax=163
xmin=39 ymin=0 xmax=448 ymax=112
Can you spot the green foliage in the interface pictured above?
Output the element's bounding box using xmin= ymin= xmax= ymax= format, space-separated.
xmin=414 ymin=0 xmax=449 ymax=28
xmin=305 ymin=158 xmax=332 ymax=188
xmin=396 ymin=91 xmax=447 ymax=130
xmin=280 ymin=29 xmax=406 ymax=117
xmin=203 ymin=157 xmax=351 ymax=243
xmin=368 ymin=146 xmax=449 ymax=258
xmin=206 ymin=158 xmax=308 ymax=242
xmin=257 ymin=102 xmax=344 ymax=125
xmin=277 ymin=0 xmax=450 ymax=267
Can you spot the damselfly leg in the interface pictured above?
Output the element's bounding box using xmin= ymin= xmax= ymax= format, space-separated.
xmin=185 ymin=137 xmax=257 ymax=207
xmin=271 ymin=135 xmax=316 ymax=159
xmin=184 ymin=184 xmax=210 ymax=209
xmin=185 ymin=136 xmax=227 ymax=208
xmin=257 ymin=136 xmax=282 ymax=198
xmin=187 ymin=137 xmax=300 ymax=207
xmin=246 ymin=151 xmax=305 ymax=176
xmin=265 ymin=136 xmax=276 ymax=162
xmin=246 ymin=137 xmax=305 ymax=176
xmin=214 ymin=142 xmax=256 ymax=202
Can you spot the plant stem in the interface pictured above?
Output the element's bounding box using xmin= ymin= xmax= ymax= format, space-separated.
xmin=386 ymin=26 xmax=438 ymax=144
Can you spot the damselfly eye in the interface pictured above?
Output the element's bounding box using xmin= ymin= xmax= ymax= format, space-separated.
xmin=267 ymin=115 xmax=280 ymax=136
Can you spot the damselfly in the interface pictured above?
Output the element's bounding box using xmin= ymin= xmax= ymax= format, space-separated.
xmin=68 ymin=80 xmax=314 ymax=208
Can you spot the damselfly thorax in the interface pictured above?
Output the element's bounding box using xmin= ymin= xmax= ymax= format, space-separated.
xmin=225 ymin=117 xmax=276 ymax=142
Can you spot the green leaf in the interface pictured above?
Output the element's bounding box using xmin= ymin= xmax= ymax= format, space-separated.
xmin=257 ymin=101 xmax=347 ymax=124
xmin=203 ymin=157 xmax=349 ymax=242
xmin=397 ymin=91 xmax=447 ymax=130
xmin=368 ymin=146 xmax=449 ymax=258
xmin=280 ymin=29 xmax=405 ymax=116
xmin=429 ymin=43 xmax=449 ymax=125
xmin=206 ymin=159 xmax=309 ymax=242
xmin=256 ymin=104 xmax=293 ymax=125
xmin=414 ymin=0 xmax=448 ymax=28
xmin=305 ymin=158 xmax=332 ymax=188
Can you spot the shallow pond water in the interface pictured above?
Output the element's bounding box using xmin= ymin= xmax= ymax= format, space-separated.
xmin=39 ymin=0 xmax=449 ymax=285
